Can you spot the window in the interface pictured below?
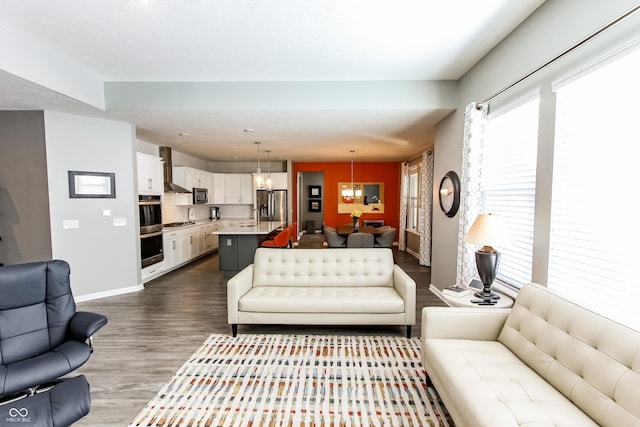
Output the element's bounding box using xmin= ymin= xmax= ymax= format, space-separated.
xmin=549 ymin=45 xmax=640 ymax=331
xmin=408 ymin=167 xmax=419 ymax=230
xmin=482 ymin=98 xmax=539 ymax=288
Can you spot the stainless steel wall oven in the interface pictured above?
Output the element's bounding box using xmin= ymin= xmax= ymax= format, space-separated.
xmin=139 ymin=195 xmax=164 ymax=268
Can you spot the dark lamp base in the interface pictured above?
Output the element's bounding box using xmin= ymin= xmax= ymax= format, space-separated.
xmin=474 ymin=249 xmax=501 ymax=302
xmin=474 ymin=289 xmax=501 ymax=301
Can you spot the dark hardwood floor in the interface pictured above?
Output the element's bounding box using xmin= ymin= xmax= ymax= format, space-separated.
xmin=74 ymin=247 xmax=445 ymax=426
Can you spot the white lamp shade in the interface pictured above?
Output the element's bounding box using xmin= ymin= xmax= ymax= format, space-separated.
xmin=464 ymin=213 xmax=512 ymax=249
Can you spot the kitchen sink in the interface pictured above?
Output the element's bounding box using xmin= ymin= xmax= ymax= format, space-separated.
xmin=238 ymin=222 xmax=259 ymax=228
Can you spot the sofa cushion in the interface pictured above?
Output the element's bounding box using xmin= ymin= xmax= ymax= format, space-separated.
xmin=499 ymin=284 xmax=640 ymax=427
xmin=252 ymin=248 xmax=395 ymax=288
xmin=238 ymin=286 xmax=405 ymax=314
xmin=424 ymin=338 xmax=598 ymax=427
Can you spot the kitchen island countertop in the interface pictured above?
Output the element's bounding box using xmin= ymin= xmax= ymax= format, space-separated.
xmin=211 ymin=221 xmax=283 ymax=235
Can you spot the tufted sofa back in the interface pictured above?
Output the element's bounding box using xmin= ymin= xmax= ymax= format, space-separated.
xmin=498 ymin=283 xmax=640 ymax=427
xmin=252 ymin=247 xmax=395 ymax=288
xmin=0 ymin=260 xmax=76 ymax=365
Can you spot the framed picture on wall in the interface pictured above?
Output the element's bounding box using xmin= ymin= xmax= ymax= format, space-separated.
xmin=308 ymin=185 xmax=321 ymax=198
xmin=68 ymin=171 xmax=116 ymax=198
xmin=308 ymin=199 xmax=322 ymax=212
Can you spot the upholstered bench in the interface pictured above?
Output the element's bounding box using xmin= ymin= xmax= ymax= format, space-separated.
xmin=227 ymin=248 xmax=416 ymax=337
xmin=421 ymin=283 xmax=640 ymax=427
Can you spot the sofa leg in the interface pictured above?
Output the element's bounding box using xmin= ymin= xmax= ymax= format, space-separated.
xmin=231 ymin=324 xmax=238 ymax=337
xmin=406 ymin=325 xmax=412 ymax=338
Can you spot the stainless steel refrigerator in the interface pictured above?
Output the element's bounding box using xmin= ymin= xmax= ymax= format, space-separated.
xmin=256 ymin=189 xmax=288 ymax=224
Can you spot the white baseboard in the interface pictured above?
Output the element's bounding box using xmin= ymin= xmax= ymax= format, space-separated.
xmin=406 ymin=248 xmax=419 ymax=258
xmin=74 ymin=284 xmax=144 ymax=303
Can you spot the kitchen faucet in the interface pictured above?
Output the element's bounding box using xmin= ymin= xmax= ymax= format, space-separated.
xmin=253 ymin=208 xmax=260 ymax=223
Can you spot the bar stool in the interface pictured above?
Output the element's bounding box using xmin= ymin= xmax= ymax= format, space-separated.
xmin=287 ymin=223 xmax=297 ymax=248
xmin=260 ymin=227 xmax=291 ymax=248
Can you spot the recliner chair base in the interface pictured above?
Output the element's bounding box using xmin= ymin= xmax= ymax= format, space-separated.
xmin=0 ymin=375 xmax=90 ymax=427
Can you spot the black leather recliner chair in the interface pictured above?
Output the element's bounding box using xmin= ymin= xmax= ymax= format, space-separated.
xmin=0 ymin=259 xmax=108 ymax=426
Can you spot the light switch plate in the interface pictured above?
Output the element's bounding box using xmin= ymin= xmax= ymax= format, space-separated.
xmin=102 ymin=208 xmax=112 ymax=217
xmin=63 ymin=219 xmax=79 ymax=229
xmin=113 ymin=218 xmax=127 ymax=226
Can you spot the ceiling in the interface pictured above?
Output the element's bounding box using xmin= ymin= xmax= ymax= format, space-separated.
xmin=0 ymin=0 xmax=545 ymax=162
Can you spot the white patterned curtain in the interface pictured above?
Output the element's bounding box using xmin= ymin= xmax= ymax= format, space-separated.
xmin=418 ymin=151 xmax=434 ymax=266
xmin=398 ymin=162 xmax=409 ymax=251
xmin=455 ymin=102 xmax=487 ymax=286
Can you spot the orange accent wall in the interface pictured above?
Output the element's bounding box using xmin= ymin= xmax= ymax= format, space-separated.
xmin=292 ymin=162 xmax=401 ymax=232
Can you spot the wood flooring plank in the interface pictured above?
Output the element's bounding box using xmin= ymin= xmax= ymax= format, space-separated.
xmin=73 ymin=248 xmax=444 ymax=426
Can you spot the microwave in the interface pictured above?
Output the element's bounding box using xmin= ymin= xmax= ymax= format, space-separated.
xmin=192 ymin=187 xmax=208 ymax=204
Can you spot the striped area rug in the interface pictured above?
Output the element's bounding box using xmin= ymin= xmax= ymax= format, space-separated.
xmin=129 ymin=334 xmax=453 ymax=427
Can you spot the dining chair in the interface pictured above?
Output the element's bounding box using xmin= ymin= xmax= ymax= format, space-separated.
xmin=347 ymin=233 xmax=374 ymax=248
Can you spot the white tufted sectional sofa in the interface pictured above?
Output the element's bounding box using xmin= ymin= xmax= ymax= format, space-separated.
xmin=227 ymin=248 xmax=416 ymax=337
xmin=421 ymin=283 xmax=640 ymax=427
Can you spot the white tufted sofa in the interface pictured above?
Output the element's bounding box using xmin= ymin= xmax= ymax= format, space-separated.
xmin=421 ymin=283 xmax=640 ymax=427
xmin=227 ymin=248 xmax=416 ymax=337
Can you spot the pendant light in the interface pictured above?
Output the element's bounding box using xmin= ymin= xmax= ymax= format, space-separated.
xmin=265 ymin=149 xmax=273 ymax=191
xmin=254 ymin=141 xmax=264 ymax=189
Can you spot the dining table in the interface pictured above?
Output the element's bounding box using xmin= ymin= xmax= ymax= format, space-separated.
xmin=336 ymin=225 xmax=381 ymax=235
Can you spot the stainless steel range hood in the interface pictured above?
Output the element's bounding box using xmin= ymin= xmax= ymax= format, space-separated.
xmin=159 ymin=146 xmax=191 ymax=193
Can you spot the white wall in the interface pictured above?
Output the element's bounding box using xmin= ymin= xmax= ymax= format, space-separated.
xmin=431 ymin=111 xmax=462 ymax=287
xmin=44 ymin=111 xmax=140 ymax=299
xmin=431 ymin=0 xmax=640 ymax=288
xmin=135 ymin=139 xmax=159 ymax=156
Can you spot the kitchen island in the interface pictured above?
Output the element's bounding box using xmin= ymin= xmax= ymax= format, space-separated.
xmin=212 ymin=220 xmax=284 ymax=273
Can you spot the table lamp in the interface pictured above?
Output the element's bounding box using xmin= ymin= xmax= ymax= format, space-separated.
xmin=464 ymin=213 xmax=511 ymax=301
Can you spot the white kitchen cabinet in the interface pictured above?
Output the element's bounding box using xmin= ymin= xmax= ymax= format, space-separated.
xmin=269 ymin=172 xmax=288 ymax=190
xmin=189 ymin=233 xmax=202 ymax=258
xmin=193 ymin=224 xmax=219 ymax=254
xmin=224 ymin=174 xmax=241 ymax=203
xmin=211 ymin=173 xmax=226 ymax=204
xmin=205 ymin=231 xmax=218 ymax=252
xmin=256 ymin=172 xmax=288 ymax=191
xmin=161 ymin=223 xmax=221 ymax=277
xmin=225 ymin=174 xmax=253 ymax=204
xmin=163 ymin=235 xmax=180 ymax=270
xmin=240 ymin=174 xmax=253 ymax=203
xmin=136 ymin=152 xmax=164 ymax=195
xmin=177 ymin=235 xmax=191 ymax=263
xmin=203 ymin=223 xmax=219 ymax=252
xmin=163 ymin=230 xmax=190 ymax=271
xmin=173 ymin=166 xmax=209 ymax=191
xmin=206 ymin=173 xmax=215 ymax=204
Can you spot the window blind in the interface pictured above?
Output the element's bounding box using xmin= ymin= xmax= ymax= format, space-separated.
xmin=549 ymin=44 xmax=640 ymax=331
xmin=482 ymin=98 xmax=539 ymax=288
